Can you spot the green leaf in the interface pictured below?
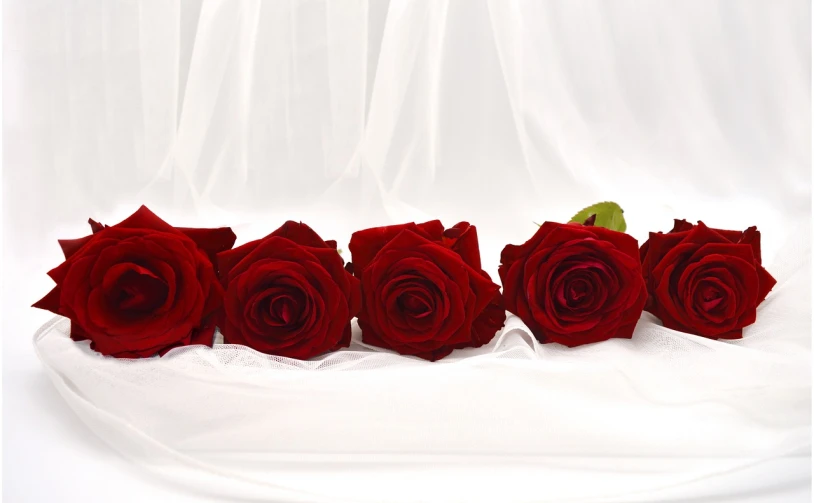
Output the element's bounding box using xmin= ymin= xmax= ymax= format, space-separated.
xmin=569 ymin=201 xmax=626 ymax=232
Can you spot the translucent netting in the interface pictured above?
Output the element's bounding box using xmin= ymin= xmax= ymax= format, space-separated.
xmin=33 ymin=223 xmax=811 ymax=502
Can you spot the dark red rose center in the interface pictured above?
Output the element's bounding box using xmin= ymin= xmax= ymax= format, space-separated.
xmin=382 ymin=276 xmax=443 ymax=337
xmin=565 ymin=278 xmax=592 ymax=305
xmin=695 ymin=280 xmax=725 ymax=312
xmin=552 ymin=267 xmax=603 ymax=313
xmin=109 ymin=265 xmax=168 ymax=313
xmin=256 ymin=288 xmax=306 ymax=327
xmin=398 ymin=291 xmax=433 ymax=318
xmin=269 ymin=295 xmax=297 ymax=324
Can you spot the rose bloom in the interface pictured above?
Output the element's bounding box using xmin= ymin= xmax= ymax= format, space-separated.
xmin=217 ymin=221 xmax=360 ymax=359
xmin=499 ymin=221 xmax=647 ymax=346
xmin=348 ymin=221 xmax=505 ymax=361
xmin=640 ymin=220 xmax=776 ymax=339
xmin=33 ymin=206 xmax=236 ymax=357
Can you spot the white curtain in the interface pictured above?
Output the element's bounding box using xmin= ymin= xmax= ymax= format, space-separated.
xmin=5 ymin=1 xmax=810 ymax=502
xmin=5 ymin=1 xmax=809 ymax=256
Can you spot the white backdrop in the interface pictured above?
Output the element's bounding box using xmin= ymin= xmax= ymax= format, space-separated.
xmin=3 ymin=1 xmax=811 ymax=502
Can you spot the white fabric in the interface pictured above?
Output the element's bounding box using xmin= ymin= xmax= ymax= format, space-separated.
xmin=4 ymin=0 xmax=811 ymax=501
xmin=32 ymin=219 xmax=810 ymax=502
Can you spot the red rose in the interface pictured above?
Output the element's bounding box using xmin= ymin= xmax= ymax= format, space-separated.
xmin=640 ymin=220 xmax=776 ymax=339
xmin=33 ymin=206 xmax=236 ymax=357
xmin=216 ymin=221 xmax=361 ymax=359
xmin=348 ymin=221 xmax=504 ymax=361
xmin=499 ymin=221 xmax=647 ymax=346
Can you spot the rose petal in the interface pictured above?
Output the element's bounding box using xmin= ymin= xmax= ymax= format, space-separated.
xmin=269 ymin=221 xmax=331 ymax=248
xmin=32 ymin=286 xmax=61 ymax=313
xmin=88 ymin=218 xmax=106 ymax=234
xmin=176 ymin=226 xmax=237 ymax=267
xmin=349 ymin=221 xmax=442 ymax=276
xmin=443 ymin=222 xmax=482 ymax=270
xmin=58 ymin=235 xmax=94 ymax=259
xmin=756 ymin=266 xmax=777 ymax=304
xmin=115 ymin=205 xmax=179 ymax=234
xmin=217 ymin=240 xmax=262 ymax=281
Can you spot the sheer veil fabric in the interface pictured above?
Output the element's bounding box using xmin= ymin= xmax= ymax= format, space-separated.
xmin=33 ymin=218 xmax=811 ymax=502
xmin=6 ymin=0 xmax=810 ymax=501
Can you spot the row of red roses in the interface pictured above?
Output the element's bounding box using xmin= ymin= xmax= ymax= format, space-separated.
xmin=34 ymin=206 xmax=775 ymax=361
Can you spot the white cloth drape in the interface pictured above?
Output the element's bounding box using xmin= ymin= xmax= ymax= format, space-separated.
xmin=32 ymin=218 xmax=811 ymax=502
xmin=5 ymin=1 xmax=809 ymax=250
xmin=5 ymin=0 xmax=810 ymax=501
